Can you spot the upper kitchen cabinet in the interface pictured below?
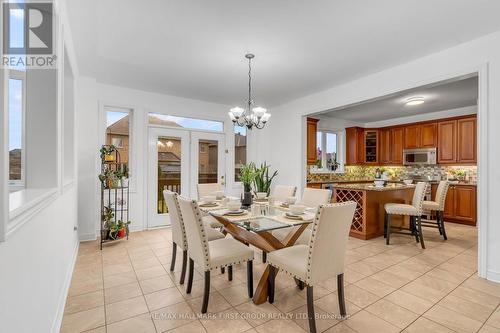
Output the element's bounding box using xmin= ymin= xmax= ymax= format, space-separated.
xmin=345 ymin=127 xmax=365 ymax=165
xmin=306 ymin=117 xmax=319 ymax=165
xmin=391 ymin=127 xmax=404 ymax=164
xmin=404 ymin=122 xmax=437 ymax=149
xmin=379 ymin=129 xmax=391 ymax=164
xmin=404 ymin=125 xmax=420 ymax=149
xmin=457 ymin=117 xmax=477 ymax=163
xmin=420 ymin=123 xmax=438 ymax=147
xmin=364 ymin=130 xmax=378 ymax=163
xmin=379 ymin=127 xmax=403 ymax=165
xmin=438 ymin=116 xmax=476 ymax=164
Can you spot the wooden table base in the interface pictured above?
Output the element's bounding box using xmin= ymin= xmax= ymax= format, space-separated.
xmin=212 ymin=216 xmax=309 ymax=305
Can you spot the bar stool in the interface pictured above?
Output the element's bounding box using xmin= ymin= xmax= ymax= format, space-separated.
xmin=421 ymin=181 xmax=450 ymax=240
xmin=384 ymin=182 xmax=428 ymax=249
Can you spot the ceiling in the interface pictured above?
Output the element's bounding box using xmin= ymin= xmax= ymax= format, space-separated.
xmin=66 ymin=0 xmax=500 ymax=107
xmin=318 ymin=75 xmax=478 ymax=122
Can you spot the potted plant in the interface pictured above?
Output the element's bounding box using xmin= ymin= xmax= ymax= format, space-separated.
xmin=240 ymin=163 xmax=256 ymax=206
xmin=100 ymin=145 xmax=117 ymax=162
xmin=121 ymin=164 xmax=130 ymax=187
xmin=114 ymin=170 xmax=124 ymax=188
xmin=116 ymin=220 xmax=131 ymax=238
xmin=253 ymin=162 xmax=278 ymax=196
xmin=103 ymin=206 xmax=114 ymax=239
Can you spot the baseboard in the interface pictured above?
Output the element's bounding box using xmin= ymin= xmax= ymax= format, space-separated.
xmin=486 ymin=269 xmax=500 ymax=283
xmin=50 ymin=239 xmax=80 ymax=333
xmin=79 ymin=232 xmax=97 ymax=241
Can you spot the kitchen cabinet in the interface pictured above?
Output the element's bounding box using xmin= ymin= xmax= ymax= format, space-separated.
xmin=433 ymin=183 xmax=476 ymax=226
xmin=437 ymin=120 xmax=457 ymax=164
xmin=404 ymin=125 xmax=420 ymax=149
xmin=438 ymin=116 xmax=476 ymax=164
xmin=364 ymin=130 xmax=378 ymax=163
xmin=457 ymin=117 xmax=477 ymax=163
xmin=391 ymin=127 xmax=404 ymax=164
xmin=306 ymin=118 xmax=319 ymax=165
xmin=420 ymin=123 xmax=438 ymax=147
xmin=345 ymin=127 xmax=365 ymax=165
xmin=379 ymin=129 xmax=391 ymax=164
xmin=307 ymin=183 xmax=322 ymax=189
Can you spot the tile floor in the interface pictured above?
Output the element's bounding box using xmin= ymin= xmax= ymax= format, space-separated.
xmin=61 ymin=223 xmax=500 ymax=333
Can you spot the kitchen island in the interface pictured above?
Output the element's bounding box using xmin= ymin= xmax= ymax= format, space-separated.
xmin=333 ymin=183 xmax=415 ymax=240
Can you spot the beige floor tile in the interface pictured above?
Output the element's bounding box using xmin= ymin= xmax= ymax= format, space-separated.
xmin=103 ymin=263 xmax=134 ymax=277
xmin=103 ymin=270 xmax=137 ymax=289
xmin=485 ymin=309 xmax=500 ymax=329
xmin=370 ymin=269 xmax=412 ymax=289
xmin=106 ymin=313 xmax=156 ymax=333
xmin=450 ymin=286 xmax=500 ymax=310
xmin=439 ymin=294 xmax=494 ymax=322
xmin=151 ymin=301 xmax=196 ymax=332
xmin=131 ymin=257 xmax=162 ymax=270
xmin=297 ymin=284 xmax=332 ymax=301
xmin=254 ymin=318 xmax=306 ymax=333
xmin=272 ymin=286 xmax=307 ymax=312
xmin=211 ymin=273 xmax=244 ymax=290
xmin=235 ymin=301 xmax=282 ymax=327
xmin=479 ymin=324 xmax=500 ymax=333
xmin=365 ymin=299 xmax=419 ymax=329
xmin=139 ymin=275 xmax=175 ymax=294
xmin=188 ymin=291 xmax=232 ymax=314
xmin=403 ymin=316 xmax=455 ymax=333
xmin=289 ymin=304 xmax=338 ymax=332
xmin=144 ymin=286 xmax=185 ymax=311
xmin=68 ymin=277 xmax=104 ymax=297
xmin=315 ymin=292 xmax=360 ymax=318
xmin=60 ymin=306 xmax=105 ymax=333
xmin=167 ymin=320 xmax=207 ymax=333
xmin=323 ymin=322 xmax=357 ymax=333
xmin=219 ymin=284 xmax=255 ymax=307
xmin=135 ymin=265 xmax=168 ymax=281
xmin=384 ymin=290 xmax=433 ymax=315
xmin=344 ymin=310 xmax=400 ymax=333
xmin=65 ymin=290 xmax=104 ymax=314
xmin=200 ymin=309 xmax=252 ymax=333
xmin=105 ymin=295 xmax=149 ymax=324
xmin=343 ymin=284 xmax=380 ymax=308
xmin=423 ymin=305 xmax=483 ymax=333
xmin=354 ymin=277 xmax=396 ymax=297
xmin=81 ymin=326 xmax=106 ymax=333
xmin=105 ymin=281 xmax=143 ymax=304
xmin=424 ymin=267 xmax=470 ymax=284
xmin=463 ymin=276 xmax=500 ymax=298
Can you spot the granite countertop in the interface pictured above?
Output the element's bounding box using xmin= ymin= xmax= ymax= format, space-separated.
xmin=333 ymin=183 xmax=416 ymax=191
xmin=307 ymin=179 xmax=476 ymax=186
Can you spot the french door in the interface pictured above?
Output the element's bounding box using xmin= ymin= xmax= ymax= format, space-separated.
xmin=148 ymin=127 xmax=225 ymax=228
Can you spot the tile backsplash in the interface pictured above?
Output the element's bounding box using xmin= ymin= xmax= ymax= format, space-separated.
xmin=308 ymin=165 xmax=477 ymax=182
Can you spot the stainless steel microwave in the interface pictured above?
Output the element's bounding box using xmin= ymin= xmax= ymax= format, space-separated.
xmin=403 ymin=148 xmax=437 ymax=165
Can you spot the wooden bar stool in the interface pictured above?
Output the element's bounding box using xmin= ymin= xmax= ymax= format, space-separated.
xmin=384 ymin=182 xmax=428 ymax=249
xmin=421 ymin=181 xmax=450 ymax=240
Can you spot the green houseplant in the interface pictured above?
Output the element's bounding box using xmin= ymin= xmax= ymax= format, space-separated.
xmin=253 ymin=162 xmax=278 ymax=196
xmin=100 ymin=145 xmax=117 ymax=162
xmin=240 ymin=163 xmax=256 ymax=206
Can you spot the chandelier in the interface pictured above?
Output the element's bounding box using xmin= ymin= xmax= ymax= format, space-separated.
xmin=228 ymin=53 xmax=270 ymax=129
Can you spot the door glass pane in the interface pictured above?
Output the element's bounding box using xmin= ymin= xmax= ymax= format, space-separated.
xmin=149 ymin=113 xmax=223 ymax=132
xmin=234 ymin=125 xmax=246 ymax=181
xmin=106 ymin=109 xmax=130 ymax=166
xmin=157 ymin=136 xmax=181 ymax=213
xmin=9 ymin=78 xmax=23 ymax=182
xmin=198 ymin=139 xmax=218 ymax=184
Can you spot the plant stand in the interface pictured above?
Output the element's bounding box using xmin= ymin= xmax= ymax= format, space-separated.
xmin=100 ymin=145 xmax=130 ymax=250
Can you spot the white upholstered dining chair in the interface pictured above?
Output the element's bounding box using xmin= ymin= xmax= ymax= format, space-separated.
xmin=384 ymin=182 xmax=429 ymax=248
xmin=177 ymin=196 xmax=254 ymax=313
xmin=163 ymin=190 xmax=225 ymax=284
xmin=267 ymin=201 xmax=357 ymax=333
xmin=271 ymin=185 xmax=297 ymax=202
xmin=421 ymin=180 xmax=450 ymax=240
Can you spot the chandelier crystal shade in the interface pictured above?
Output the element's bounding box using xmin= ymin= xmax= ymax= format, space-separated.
xmin=228 ymin=53 xmax=270 ymax=129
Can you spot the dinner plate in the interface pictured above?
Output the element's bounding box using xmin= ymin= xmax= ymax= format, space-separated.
xmin=224 ymin=210 xmax=246 ymax=216
xmin=284 ymin=213 xmax=304 ymax=220
xmin=199 ymin=202 xmax=218 ymax=207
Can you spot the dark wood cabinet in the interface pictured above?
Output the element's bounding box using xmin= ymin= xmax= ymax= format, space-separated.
xmin=404 ymin=125 xmax=420 ymax=149
xmin=437 ymin=120 xmax=457 ymax=164
xmin=391 ymin=127 xmax=404 ymax=164
xmin=436 ymin=184 xmax=476 ymax=226
xmin=457 ymin=117 xmax=477 ymax=163
xmin=346 ymin=127 xmax=365 ymax=165
xmin=420 ymin=123 xmax=437 ymax=147
xmin=379 ymin=129 xmax=391 ymax=164
xmin=306 ymin=118 xmax=319 ymax=165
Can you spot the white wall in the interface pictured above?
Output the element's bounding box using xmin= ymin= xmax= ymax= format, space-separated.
xmin=75 ymin=79 xmax=251 ymax=240
xmin=256 ymin=30 xmax=500 ymax=282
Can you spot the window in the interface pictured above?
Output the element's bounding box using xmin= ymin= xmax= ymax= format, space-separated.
xmin=8 ymin=71 xmax=25 ymax=190
xmin=234 ymin=125 xmax=247 ymax=182
xmin=315 ymin=131 xmax=342 ymax=172
xmin=149 ymin=113 xmax=223 ymax=132
xmin=105 ymin=108 xmax=131 ymax=167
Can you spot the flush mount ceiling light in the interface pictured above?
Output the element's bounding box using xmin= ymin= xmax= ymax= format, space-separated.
xmin=228 ymin=53 xmax=270 ymax=130
xmin=405 ymin=96 xmax=425 ymax=106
